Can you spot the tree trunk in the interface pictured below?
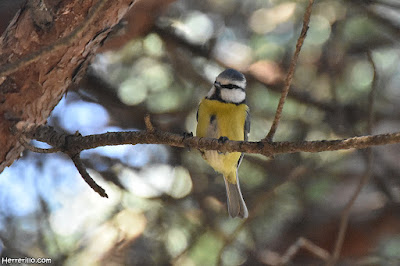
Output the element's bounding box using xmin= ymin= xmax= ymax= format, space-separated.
xmin=0 ymin=0 xmax=134 ymax=173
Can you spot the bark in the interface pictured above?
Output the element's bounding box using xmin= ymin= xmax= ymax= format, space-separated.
xmin=0 ymin=0 xmax=134 ymax=173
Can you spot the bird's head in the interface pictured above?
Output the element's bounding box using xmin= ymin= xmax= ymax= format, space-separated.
xmin=207 ymin=68 xmax=247 ymax=104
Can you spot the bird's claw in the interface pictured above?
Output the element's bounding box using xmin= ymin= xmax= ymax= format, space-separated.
xmin=218 ymin=136 xmax=229 ymax=143
xmin=182 ymin=132 xmax=194 ymax=138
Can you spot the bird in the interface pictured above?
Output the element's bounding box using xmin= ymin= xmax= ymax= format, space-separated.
xmin=196 ymin=68 xmax=250 ymax=218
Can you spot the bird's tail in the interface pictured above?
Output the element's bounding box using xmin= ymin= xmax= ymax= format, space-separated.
xmin=223 ymin=172 xmax=248 ymax=218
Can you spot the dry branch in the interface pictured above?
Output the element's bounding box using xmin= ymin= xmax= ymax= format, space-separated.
xmin=12 ymin=119 xmax=400 ymax=197
xmin=16 ymin=122 xmax=400 ymax=157
xmin=70 ymin=153 xmax=108 ymax=198
xmin=264 ymin=0 xmax=314 ymax=141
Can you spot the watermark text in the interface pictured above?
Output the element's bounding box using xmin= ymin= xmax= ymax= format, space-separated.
xmin=1 ymin=257 xmax=52 ymax=264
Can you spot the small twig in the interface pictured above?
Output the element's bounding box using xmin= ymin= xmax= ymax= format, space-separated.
xmin=280 ymin=237 xmax=331 ymax=265
xmin=367 ymin=51 xmax=378 ymax=134
xmin=16 ymin=120 xmax=111 ymax=199
xmin=156 ymin=24 xmax=339 ymax=113
xmin=15 ymin=123 xmax=110 ymax=198
xmin=0 ymin=0 xmax=108 ymax=77
xmin=327 ymin=149 xmax=373 ymax=266
xmin=18 ymin=135 xmax=61 ymax=154
xmin=264 ymin=0 xmax=314 ymax=142
xmin=70 ymin=153 xmax=108 ymax=198
xmin=144 ymin=114 xmax=155 ymax=132
xmin=327 ymin=51 xmax=378 ymax=266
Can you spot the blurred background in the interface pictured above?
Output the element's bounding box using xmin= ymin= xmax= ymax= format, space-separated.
xmin=1 ymin=0 xmax=400 ymax=265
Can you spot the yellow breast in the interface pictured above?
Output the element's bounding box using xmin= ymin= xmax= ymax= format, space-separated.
xmin=196 ymin=99 xmax=248 ymax=178
xmin=196 ymin=99 xmax=248 ymax=140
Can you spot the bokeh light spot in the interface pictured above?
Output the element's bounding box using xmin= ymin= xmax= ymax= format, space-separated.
xmin=118 ymin=77 xmax=148 ymax=105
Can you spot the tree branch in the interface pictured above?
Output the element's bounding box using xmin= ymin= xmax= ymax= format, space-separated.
xmin=70 ymin=153 xmax=108 ymax=198
xmin=264 ymin=0 xmax=314 ymax=141
xmin=15 ymin=122 xmax=400 ymax=158
xmin=14 ymin=73 xmax=400 ymax=199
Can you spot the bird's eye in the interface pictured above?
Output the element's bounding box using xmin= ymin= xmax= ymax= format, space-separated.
xmin=214 ymin=82 xmax=222 ymax=89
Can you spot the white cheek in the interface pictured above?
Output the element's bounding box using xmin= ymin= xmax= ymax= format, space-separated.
xmin=220 ymin=89 xmax=245 ymax=103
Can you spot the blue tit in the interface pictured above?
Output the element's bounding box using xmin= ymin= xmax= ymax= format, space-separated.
xmin=196 ymin=68 xmax=250 ymax=218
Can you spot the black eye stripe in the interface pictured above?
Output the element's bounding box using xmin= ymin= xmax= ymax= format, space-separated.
xmin=221 ymin=84 xmax=242 ymax=89
xmin=214 ymin=82 xmax=244 ymax=90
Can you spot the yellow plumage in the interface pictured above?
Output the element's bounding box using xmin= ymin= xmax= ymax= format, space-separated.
xmin=196 ymin=99 xmax=248 ymax=183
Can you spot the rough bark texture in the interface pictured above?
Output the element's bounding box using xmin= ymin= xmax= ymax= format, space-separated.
xmin=0 ymin=0 xmax=134 ymax=173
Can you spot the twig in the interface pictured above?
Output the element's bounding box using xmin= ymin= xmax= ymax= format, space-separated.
xmin=367 ymin=51 xmax=378 ymax=134
xmin=264 ymin=0 xmax=314 ymax=142
xmin=70 ymin=153 xmax=108 ymax=198
xmin=280 ymin=237 xmax=331 ymax=265
xmin=156 ymin=24 xmax=338 ymax=113
xmin=327 ymin=52 xmax=378 ymax=266
xmin=144 ymin=114 xmax=155 ymax=132
xmin=0 ymin=0 xmax=108 ymax=78
xmin=327 ymin=149 xmax=373 ymax=266
xmin=15 ymin=123 xmax=100 ymax=198
xmin=18 ymin=135 xmax=61 ymax=154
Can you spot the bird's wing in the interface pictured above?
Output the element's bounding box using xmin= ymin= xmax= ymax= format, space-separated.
xmin=237 ymin=107 xmax=250 ymax=167
xmin=244 ymin=107 xmax=250 ymax=141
